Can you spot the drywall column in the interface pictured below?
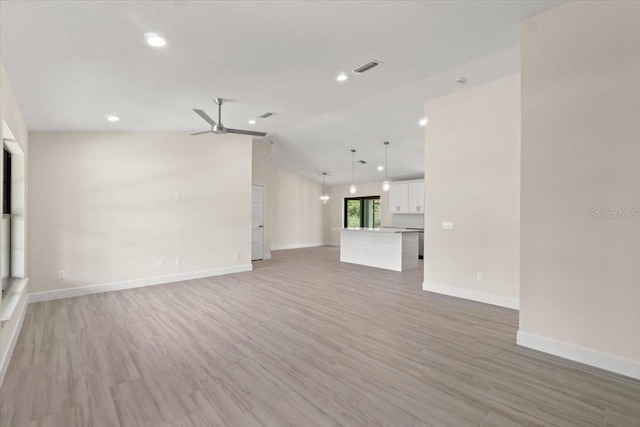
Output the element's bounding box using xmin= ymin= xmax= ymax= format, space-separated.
xmin=519 ymin=1 xmax=640 ymax=379
xmin=423 ymin=75 xmax=521 ymax=309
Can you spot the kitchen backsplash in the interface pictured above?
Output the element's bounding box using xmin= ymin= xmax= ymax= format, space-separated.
xmin=391 ymin=214 xmax=424 ymax=229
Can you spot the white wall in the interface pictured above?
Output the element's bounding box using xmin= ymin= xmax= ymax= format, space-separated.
xmin=0 ymin=60 xmax=30 ymax=383
xmin=270 ymin=166 xmax=327 ymax=250
xmin=28 ymin=132 xmax=252 ymax=294
xmin=519 ymin=1 xmax=640 ymax=377
xmin=423 ymin=75 xmax=521 ymax=309
xmin=252 ymin=140 xmax=272 ymax=259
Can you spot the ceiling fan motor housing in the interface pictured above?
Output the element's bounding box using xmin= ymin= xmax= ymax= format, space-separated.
xmin=212 ymin=123 xmax=227 ymax=134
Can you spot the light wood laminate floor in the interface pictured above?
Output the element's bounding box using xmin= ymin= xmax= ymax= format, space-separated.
xmin=2 ymin=247 xmax=639 ymax=426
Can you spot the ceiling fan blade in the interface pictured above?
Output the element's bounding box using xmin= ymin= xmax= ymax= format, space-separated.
xmin=226 ymin=128 xmax=267 ymax=137
xmin=193 ymin=109 xmax=217 ymax=126
xmin=190 ymin=130 xmax=212 ymax=136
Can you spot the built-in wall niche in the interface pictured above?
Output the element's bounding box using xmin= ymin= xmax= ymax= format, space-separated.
xmin=0 ymin=121 xmax=26 ymax=320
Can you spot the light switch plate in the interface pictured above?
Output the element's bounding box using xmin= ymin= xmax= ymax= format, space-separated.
xmin=443 ymin=221 xmax=454 ymax=230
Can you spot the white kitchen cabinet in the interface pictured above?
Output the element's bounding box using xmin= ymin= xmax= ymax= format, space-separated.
xmin=388 ymin=183 xmax=408 ymax=213
xmin=388 ymin=180 xmax=424 ymax=214
xmin=408 ymin=181 xmax=424 ymax=213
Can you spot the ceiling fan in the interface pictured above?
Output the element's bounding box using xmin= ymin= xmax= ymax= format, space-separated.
xmin=191 ymin=98 xmax=267 ymax=137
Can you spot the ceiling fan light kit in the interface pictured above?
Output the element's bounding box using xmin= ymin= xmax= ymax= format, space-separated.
xmin=191 ymin=98 xmax=267 ymax=137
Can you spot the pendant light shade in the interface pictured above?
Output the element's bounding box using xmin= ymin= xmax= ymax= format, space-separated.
xmin=349 ymin=149 xmax=357 ymax=194
xmin=382 ymin=141 xmax=390 ymax=191
xmin=319 ymin=173 xmax=330 ymax=205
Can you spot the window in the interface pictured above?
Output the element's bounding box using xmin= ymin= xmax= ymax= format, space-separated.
xmin=3 ymin=149 xmax=10 ymax=215
xmin=344 ymin=196 xmax=380 ymax=228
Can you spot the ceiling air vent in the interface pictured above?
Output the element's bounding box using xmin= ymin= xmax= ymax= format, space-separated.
xmin=352 ymin=61 xmax=381 ymax=74
xmin=258 ymin=112 xmax=274 ymax=119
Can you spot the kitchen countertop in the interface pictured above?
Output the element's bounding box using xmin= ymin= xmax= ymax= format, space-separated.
xmin=342 ymin=227 xmax=420 ymax=233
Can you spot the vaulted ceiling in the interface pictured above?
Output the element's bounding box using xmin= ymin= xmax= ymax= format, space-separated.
xmin=0 ymin=0 xmax=563 ymax=184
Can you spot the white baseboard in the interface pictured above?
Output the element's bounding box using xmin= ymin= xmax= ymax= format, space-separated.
xmin=29 ymin=264 xmax=253 ymax=303
xmin=0 ymin=290 xmax=29 ymax=387
xmin=263 ymin=253 xmax=272 ymax=260
xmin=271 ymin=242 xmax=326 ymax=251
xmin=422 ymin=281 xmax=519 ymax=310
xmin=517 ymin=330 xmax=640 ymax=380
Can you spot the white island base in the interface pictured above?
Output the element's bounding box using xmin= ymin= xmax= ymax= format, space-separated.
xmin=340 ymin=228 xmax=419 ymax=272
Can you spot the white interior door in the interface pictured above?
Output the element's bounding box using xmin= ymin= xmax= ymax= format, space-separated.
xmin=251 ymin=185 xmax=264 ymax=261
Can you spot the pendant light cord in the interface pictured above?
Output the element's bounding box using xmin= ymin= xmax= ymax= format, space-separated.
xmin=384 ymin=142 xmax=388 ymax=181
xmin=351 ymin=149 xmax=355 ymax=185
xmin=323 ymin=173 xmax=327 ymax=195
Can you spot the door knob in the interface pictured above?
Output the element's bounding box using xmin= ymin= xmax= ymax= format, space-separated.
xmin=259 ymin=225 xmax=264 ymax=228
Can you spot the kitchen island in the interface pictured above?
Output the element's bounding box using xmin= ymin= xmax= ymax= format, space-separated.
xmin=340 ymin=228 xmax=419 ymax=271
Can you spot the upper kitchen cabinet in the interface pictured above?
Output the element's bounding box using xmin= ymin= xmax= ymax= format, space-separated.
xmin=388 ymin=180 xmax=424 ymax=214
xmin=389 ymin=182 xmax=409 ymax=213
xmin=408 ymin=181 xmax=424 ymax=213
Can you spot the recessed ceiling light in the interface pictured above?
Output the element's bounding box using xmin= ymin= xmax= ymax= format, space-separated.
xmin=144 ymin=33 xmax=167 ymax=48
xmin=419 ymin=118 xmax=428 ymax=126
xmin=248 ymin=120 xmax=256 ymax=125
xmin=336 ymin=73 xmax=349 ymax=82
xmin=377 ymin=166 xmax=384 ymax=171
xmin=105 ymin=115 xmax=119 ymax=122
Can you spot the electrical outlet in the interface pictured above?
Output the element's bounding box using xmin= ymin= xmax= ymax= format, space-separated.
xmin=174 ymin=193 xmax=182 ymax=201
xmin=443 ymin=221 xmax=454 ymax=230
xmin=58 ymin=270 xmax=66 ymax=280
xmin=477 ymin=272 xmax=483 ymax=282
xmin=176 ymin=258 xmax=182 ymax=266
xmin=156 ymin=260 xmax=164 ymax=268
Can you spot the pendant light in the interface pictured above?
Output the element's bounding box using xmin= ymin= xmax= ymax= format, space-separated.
xmin=349 ymin=149 xmax=357 ymax=194
xmin=319 ymin=172 xmax=330 ymax=205
xmin=382 ymin=141 xmax=391 ymax=191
